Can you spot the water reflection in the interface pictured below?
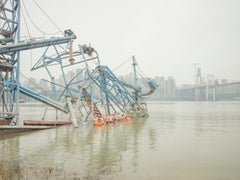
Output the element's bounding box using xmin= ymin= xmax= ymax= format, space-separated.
xmin=0 ymin=116 xmax=147 ymax=179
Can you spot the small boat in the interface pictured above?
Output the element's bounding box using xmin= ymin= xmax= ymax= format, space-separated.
xmin=23 ymin=120 xmax=72 ymax=126
xmin=0 ymin=120 xmax=10 ymax=125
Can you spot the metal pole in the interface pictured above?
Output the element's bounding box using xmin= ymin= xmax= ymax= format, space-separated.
xmin=15 ymin=0 xmax=21 ymax=125
xmin=67 ymin=97 xmax=78 ymax=128
xmin=132 ymin=55 xmax=139 ymax=103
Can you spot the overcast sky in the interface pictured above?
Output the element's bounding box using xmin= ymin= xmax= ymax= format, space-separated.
xmin=20 ymin=0 xmax=240 ymax=85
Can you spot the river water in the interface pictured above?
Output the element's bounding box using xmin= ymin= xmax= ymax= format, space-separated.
xmin=1 ymin=101 xmax=240 ymax=180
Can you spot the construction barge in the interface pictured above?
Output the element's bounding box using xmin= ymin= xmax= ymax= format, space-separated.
xmin=0 ymin=125 xmax=53 ymax=135
xmin=0 ymin=120 xmax=72 ymax=135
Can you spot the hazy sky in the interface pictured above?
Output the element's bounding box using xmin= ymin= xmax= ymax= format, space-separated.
xmin=20 ymin=0 xmax=240 ymax=85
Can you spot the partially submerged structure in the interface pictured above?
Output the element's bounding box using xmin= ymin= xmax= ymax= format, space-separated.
xmin=0 ymin=0 xmax=158 ymax=128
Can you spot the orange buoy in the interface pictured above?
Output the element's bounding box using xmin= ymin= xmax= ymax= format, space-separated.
xmin=94 ymin=122 xmax=103 ymax=126
xmin=125 ymin=117 xmax=131 ymax=122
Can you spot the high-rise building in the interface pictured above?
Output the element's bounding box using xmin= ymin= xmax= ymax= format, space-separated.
xmin=164 ymin=76 xmax=176 ymax=97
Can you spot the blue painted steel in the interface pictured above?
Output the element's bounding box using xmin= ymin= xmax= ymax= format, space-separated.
xmin=0 ymin=30 xmax=76 ymax=54
xmin=90 ymin=66 xmax=138 ymax=112
xmin=148 ymin=79 xmax=158 ymax=89
xmin=0 ymin=0 xmax=76 ymax=125
xmin=0 ymin=0 xmax=21 ymax=124
xmin=132 ymin=56 xmax=138 ymax=89
xmin=19 ymin=85 xmax=68 ymax=113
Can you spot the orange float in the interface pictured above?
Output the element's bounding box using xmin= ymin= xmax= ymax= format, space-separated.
xmin=94 ymin=122 xmax=103 ymax=126
xmin=125 ymin=117 xmax=131 ymax=122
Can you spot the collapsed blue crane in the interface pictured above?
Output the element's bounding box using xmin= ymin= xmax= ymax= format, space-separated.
xmin=0 ymin=0 xmax=158 ymax=127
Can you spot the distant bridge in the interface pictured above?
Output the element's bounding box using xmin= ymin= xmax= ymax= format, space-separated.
xmin=176 ymin=82 xmax=240 ymax=101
